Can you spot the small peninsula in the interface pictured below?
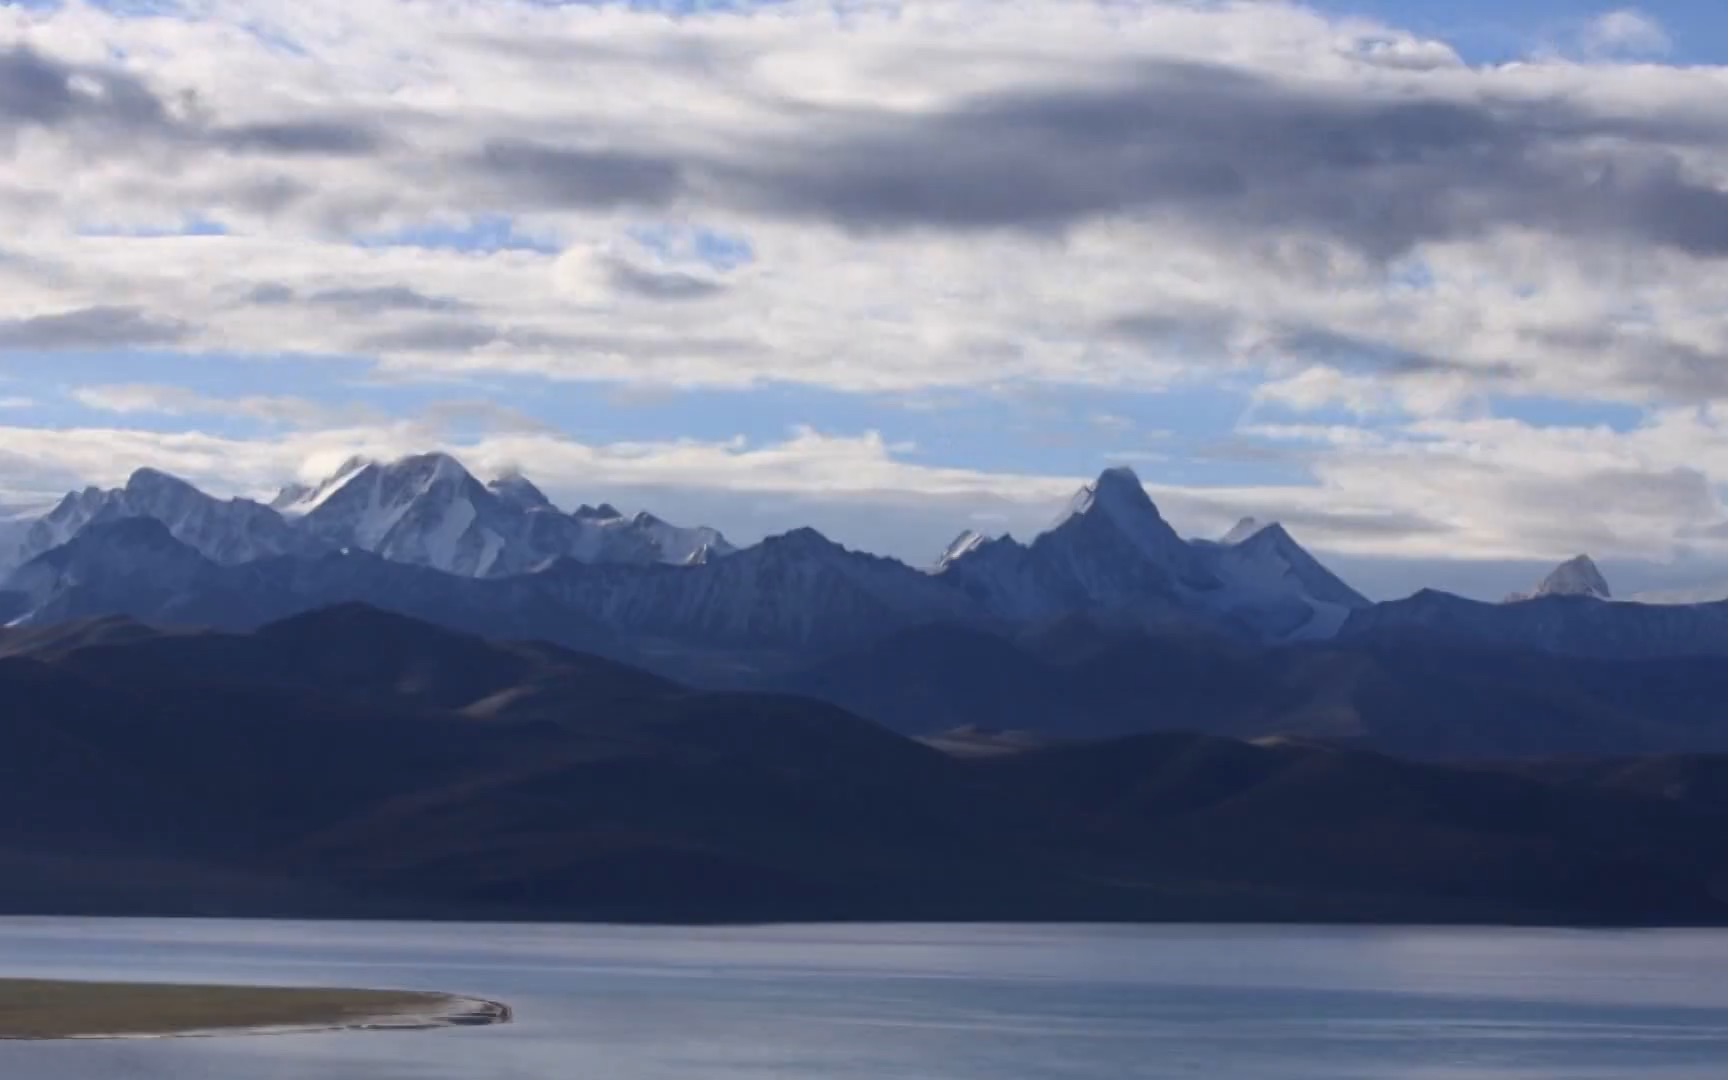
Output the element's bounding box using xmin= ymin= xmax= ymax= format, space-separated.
xmin=0 ymin=979 xmax=509 ymax=1040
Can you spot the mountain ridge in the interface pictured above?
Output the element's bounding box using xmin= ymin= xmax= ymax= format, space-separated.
xmin=6 ymin=602 xmax=1728 ymax=925
xmin=12 ymin=454 xmax=1728 ymax=669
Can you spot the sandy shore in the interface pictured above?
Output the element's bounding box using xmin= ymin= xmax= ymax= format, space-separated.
xmin=0 ymin=979 xmax=512 ymax=1041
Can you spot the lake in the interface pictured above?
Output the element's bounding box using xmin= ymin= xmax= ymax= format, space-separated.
xmin=2 ymin=919 xmax=1728 ymax=1078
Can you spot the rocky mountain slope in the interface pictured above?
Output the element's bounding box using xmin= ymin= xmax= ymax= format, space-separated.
xmin=779 ymin=616 xmax=1728 ymax=759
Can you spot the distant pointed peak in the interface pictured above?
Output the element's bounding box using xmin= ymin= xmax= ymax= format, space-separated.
xmin=396 ymin=450 xmax=470 ymax=477
xmin=1053 ymin=465 xmax=1171 ymax=536
xmin=1535 ymin=554 xmax=1611 ymax=600
xmin=1227 ymin=519 xmax=1296 ymax=549
xmin=125 ymin=466 xmax=195 ymax=492
xmin=302 ymin=454 xmax=374 ymax=489
xmin=1222 ymin=517 xmax=1266 ymax=545
xmin=765 ymin=526 xmax=841 ymax=554
xmin=1067 ymin=466 xmax=1155 ymax=514
xmin=574 ymin=503 xmax=623 ymax=522
xmin=277 ymin=454 xmax=375 ymax=516
xmin=633 ymin=510 xmax=666 ymax=528
xmin=486 ymin=470 xmax=553 ymax=511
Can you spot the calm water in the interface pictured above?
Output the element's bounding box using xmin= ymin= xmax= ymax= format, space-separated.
xmin=3 ymin=920 xmax=1728 ymax=1078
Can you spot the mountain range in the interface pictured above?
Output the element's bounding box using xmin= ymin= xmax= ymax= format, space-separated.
xmin=6 ymin=454 xmax=734 ymax=580
xmin=6 ymin=603 xmax=1728 ymax=925
xmin=9 ymin=451 xmax=1728 ymax=753
xmin=0 ymin=454 xmax=1378 ymax=663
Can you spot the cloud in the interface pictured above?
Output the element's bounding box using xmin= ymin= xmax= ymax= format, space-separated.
xmin=213 ymin=119 xmax=385 ymax=157
xmin=605 ymin=259 xmax=726 ymax=302
xmin=1581 ymin=10 xmax=1673 ymax=59
xmin=0 ymin=44 xmax=384 ymax=161
xmin=0 ymin=44 xmax=171 ymax=135
xmin=5 ymin=1 xmax=1728 ymax=587
xmin=471 ymin=140 xmax=686 ymax=210
xmin=5 ymin=5 xmax=1728 ymax=404
xmin=66 ymin=385 xmax=561 ymax=439
xmin=69 ymin=384 xmax=379 ymax=428
xmin=246 ymin=282 xmax=472 ymax=312
xmin=716 ymin=60 xmax=1728 ymax=263
xmin=307 ymin=285 xmax=473 ymax=313
xmin=0 ymin=307 xmax=188 ymax=350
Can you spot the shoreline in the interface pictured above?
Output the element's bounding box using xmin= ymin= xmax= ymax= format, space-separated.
xmin=0 ymin=980 xmax=512 ymax=1041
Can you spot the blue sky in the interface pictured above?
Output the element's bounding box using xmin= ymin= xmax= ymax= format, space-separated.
xmin=1320 ymin=0 xmax=1728 ymax=63
xmin=4 ymin=0 xmax=1728 ymax=599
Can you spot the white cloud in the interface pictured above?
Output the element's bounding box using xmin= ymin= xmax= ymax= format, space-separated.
xmin=1 ymin=1 xmax=1728 ymax=583
xmin=1581 ymin=9 xmax=1673 ymax=59
xmin=0 ymin=1 xmax=1725 ymax=403
xmin=70 ymin=384 xmax=376 ymax=428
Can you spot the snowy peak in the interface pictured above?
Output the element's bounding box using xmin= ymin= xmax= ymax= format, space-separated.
xmin=4 ymin=516 xmax=214 ymax=611
xmin=936 ymin=530 xmax=988 ymax=571
xmin=16 ymin=469 xmax=303 ymax=568
xmin=487 ymin=471 xmax=554 ymax=512
xmin=1058 ymin=466 xmax=1160 ymax=527
xmin=1046 ymin=467 xmax=1216 ymax=592
xmin=274 ymin=456 xmax=371 ymax=517
xmin=761 ymin=527 xmax=845 ymax=558
xmin=283 ymin=451 xmax=735 ymax=576
xmin=297 ymin=452 xmax=506 ymax=575
xmin=1521 ymin=555 xmax=1612 ymax=601
xmin=627 ymin=511 xmax=735 ymax=565
xmin=1208 ymin=518 xmax=1370 ymax=628
xmin=125 ymin=467 xmax=199 ymax=498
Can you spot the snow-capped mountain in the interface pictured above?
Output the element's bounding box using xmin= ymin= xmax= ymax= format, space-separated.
xmin=630 ymin=511 xmax=736 ymax=565
xmin=292 ymin=452 xmax=553 ymax=577
xmin=1506 ymin=555 xmax=1612 ymax=602
xmin=18 ymin=454 xmax=1728 ymax=668
xmin=485 ymin=470 xmax=554 ymax=512
xmin=936 ymin=468 xmax=1220 ymax=625
xmin=1206 ymin=519 xmax=1371 ymax=638
xmin=1 ymin=515 xmax=980 ymax=667
xmin=282 ymin=453 xmax=734 ymax=576
xmin=6 ymin=453 xmax=738 ymax=582
xmin=5 ymin=516 xmax=219 ymax=623
xmin=933 ymin=468 xmax=1364 ymax=638
xmin=0 ymin=503 xmax=47 ymax=575
xmin=934 ymin=530 xmax=988 ymax=572
xmin=15 ymin=468 xmax=308 ymax=569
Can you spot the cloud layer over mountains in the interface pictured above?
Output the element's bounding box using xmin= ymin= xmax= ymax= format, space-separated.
xmin=5 ymin=2 xmax=1728 ymax=596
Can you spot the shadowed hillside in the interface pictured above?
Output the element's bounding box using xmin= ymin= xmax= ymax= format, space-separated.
xmin=6 ymin=605 xmax=1728 ymax=925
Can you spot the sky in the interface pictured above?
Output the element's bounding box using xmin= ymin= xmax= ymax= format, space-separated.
xmin=5 ymin=1 xmax=1728 ymax=599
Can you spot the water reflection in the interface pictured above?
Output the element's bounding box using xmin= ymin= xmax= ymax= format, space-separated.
xmin=4 ymin=920 xmax=1728 ymax=1079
